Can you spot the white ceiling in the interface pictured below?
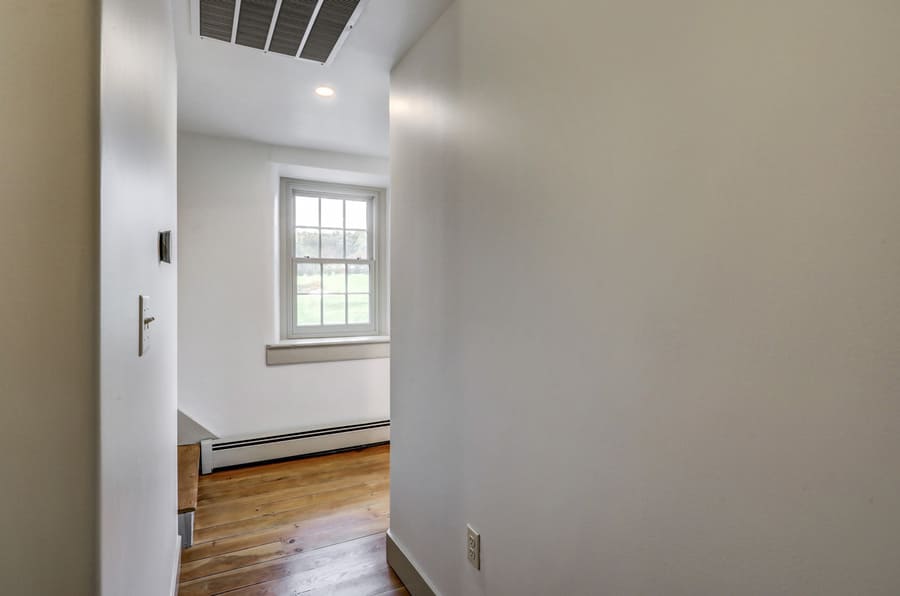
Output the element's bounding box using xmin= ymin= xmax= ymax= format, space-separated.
xmin=174 ymin=0 xmax=451 ymax=157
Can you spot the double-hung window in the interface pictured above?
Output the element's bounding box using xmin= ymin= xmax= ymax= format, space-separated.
xmin=280 ymin=179 xmax=384 ymax=340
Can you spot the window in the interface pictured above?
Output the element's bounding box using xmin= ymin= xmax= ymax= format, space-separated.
xmin=280 ymin=179 xmax=385 ymax=340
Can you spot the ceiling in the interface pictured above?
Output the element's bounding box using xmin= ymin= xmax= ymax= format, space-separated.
xmin=174 ymin=0 xmax=452 ymax=157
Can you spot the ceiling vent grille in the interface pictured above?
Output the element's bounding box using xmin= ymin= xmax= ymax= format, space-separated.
xmin=194 ymin=0 xmax=365 ymax=65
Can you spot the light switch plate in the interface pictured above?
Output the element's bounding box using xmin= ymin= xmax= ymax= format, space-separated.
xmin=139 ymin=295 xmax=151 ymax=356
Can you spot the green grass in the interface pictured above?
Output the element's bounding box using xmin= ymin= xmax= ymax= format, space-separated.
xmin=297 ymin=293 xmax=369 ymax=326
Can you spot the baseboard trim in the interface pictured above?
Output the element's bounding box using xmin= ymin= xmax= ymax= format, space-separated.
xmin=386 ymin=529 xmax=439 ymax=596
xmin=169 ymin=534 xmax=181 ymax=596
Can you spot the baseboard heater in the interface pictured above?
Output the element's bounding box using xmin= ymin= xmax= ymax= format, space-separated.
xmin=200 ymin=419 xmax=390 ymax=474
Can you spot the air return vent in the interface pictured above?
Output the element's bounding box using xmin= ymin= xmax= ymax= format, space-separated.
xmin=236 ymin=0 xmax=277 ymax=49
xmin=194 ymin=0 xmax=366 ymax=65
xmin=300 ymin=0 xmax=359 ymax=62
xmin=199 ymin=0 xmax=235 ymax=42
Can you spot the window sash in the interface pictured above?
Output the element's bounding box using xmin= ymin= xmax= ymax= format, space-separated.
xmin=291 ymin=257 xmax=376 ymax=331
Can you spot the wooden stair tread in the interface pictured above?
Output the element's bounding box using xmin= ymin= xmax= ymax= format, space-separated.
xmin=178 ymin=444 xmax=201 ymax=514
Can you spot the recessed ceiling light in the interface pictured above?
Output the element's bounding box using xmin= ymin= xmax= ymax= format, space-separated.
xmin=315 ymin=86 xmax=335 ymax=98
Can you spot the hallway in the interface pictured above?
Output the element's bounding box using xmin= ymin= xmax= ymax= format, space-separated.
xmin=177 ymin=445 xmax=402 ymax=595
xmin=4 ymin=1 xmax=900 ymax=594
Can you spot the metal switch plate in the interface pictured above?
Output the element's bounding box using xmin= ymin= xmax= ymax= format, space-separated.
xmin=159 ymin=230 xmax=172 ymax=263
xmin=139 ymin=295 xmax=153 ymax=356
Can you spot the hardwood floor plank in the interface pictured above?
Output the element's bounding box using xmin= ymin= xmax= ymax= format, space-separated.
xmin=233 ymin=557 xmax=404 ymax=595
xmin=179 ymin=533 xmax=386 ymax=596
xmin=197 ymin=465 xmax=390 ymax=509
xmin=201 ymin=445 xmax=388 ymax=482
xmin=196 ymin=464 xmax=389 ymax=515
xmin=179 ymin=445 xmax=401 ymax=596
xmin=181 ymin=514 xmax=389 ymax=582
xmin=194 ymin=490 xmax=389 ymax=543
xmin=198 ymin=447 xmax=389 ymax=496
xmin=198 ymin=447 xmax=386 ymax=486
xmin=195 ymin=476 xmax=389 ymax=530
xmin=373 ymin=588 xmax=409 ymax=596
xmin=183 ymin=506 xmax=389 ymax=564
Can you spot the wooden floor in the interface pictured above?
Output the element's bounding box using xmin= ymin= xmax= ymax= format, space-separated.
xmin=178 ymin=444 xmax=405 ymax=595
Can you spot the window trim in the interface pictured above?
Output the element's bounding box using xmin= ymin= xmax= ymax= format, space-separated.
xmin=266 ymin=336 xmax=391 ymax=365
xmin=280 ymin=178 xmax=387 ymax=340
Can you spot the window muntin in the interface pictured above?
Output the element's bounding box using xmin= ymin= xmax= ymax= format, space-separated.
xmin=282 ymin=181 xmax=380 ymax=339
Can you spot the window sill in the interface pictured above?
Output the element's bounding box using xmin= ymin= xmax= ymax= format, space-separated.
xmin=266 ymin=336 xmax=390 ymax=365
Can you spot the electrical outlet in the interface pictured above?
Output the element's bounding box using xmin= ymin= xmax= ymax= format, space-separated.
xmin=467 ymin=524 xmax=480 ymax=570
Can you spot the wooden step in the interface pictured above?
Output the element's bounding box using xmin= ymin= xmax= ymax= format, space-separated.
xmin=179 ymin=444 xmax=201 ymax=549
xmin=178 ymin=444 xmax=201 ymax=514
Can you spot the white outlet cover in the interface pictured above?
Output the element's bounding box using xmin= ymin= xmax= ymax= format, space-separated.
xmin=467 ymin=524 xmax=480 ymax=570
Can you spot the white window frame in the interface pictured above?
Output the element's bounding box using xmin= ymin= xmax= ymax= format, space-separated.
xmin=280 ymin=178 xmax=387 ymax=340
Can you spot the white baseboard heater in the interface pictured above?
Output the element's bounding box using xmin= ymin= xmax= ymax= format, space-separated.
xmin=200 ymin=419 xmax=390 ymax=474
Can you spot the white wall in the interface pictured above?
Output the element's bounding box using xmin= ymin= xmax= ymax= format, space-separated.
xmin=100 ymin=0 xmax=179 ymax=593
xmin=178 ymin=132 xmax=390 ymax=438
xmin=0 ymin=3 xmax=98 ymax=594
xmin=391 ymin=2 xmax=900 ymax=595
xmin=390 ymin=7 xmax=463 ymax=594
xmin=178 ymin=409 xmax=216 ymax=444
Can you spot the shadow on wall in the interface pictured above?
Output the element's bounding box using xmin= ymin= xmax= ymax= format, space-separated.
xmin=178 ymin=410 xmax=216 ymax=445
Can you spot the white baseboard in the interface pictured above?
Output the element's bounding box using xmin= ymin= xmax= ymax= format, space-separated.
xmin=386 ymin=529 xmax=440 ymax=596
xmin=200 ymin=419 xmax=390 ymax=473
xmin=169 ymin=534 xmax=181 ymax=596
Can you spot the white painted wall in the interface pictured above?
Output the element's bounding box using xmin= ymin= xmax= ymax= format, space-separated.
xmin=100 ymin=0 xmax=179 ymax=593
xmin=178 ymin=132 xmax=390 ymax=438
xmin=178 ymin=409 xmax=216 ymax=445
xmin=391 ymin=2 xmax=900 ymax=595
xmin=0 ymin=3 xmax=98 ymax=594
